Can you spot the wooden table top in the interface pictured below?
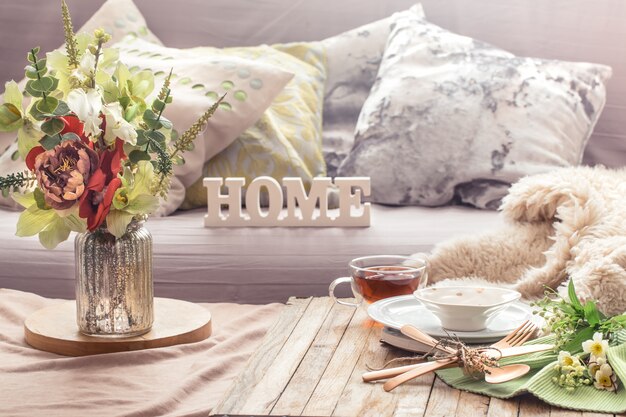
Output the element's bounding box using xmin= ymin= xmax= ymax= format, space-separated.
xmin=213 ymin=297 xmax=620 ymax=417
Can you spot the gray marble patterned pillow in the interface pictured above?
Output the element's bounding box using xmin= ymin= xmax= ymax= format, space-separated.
xmin=338 ymin=12 xmax=612 ymax=209
xmin=320 ymin=4 xmax=424 ymax=177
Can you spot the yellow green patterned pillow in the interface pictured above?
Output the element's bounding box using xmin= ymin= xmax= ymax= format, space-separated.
xmin=180 ymin=43 xmax=327 ymax=209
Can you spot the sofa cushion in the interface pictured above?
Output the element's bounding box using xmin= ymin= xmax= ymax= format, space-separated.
xmin=180 ymin=43 xmax=327 ymax=210
xmin=338 ymin=11 xmax=612 ymax=209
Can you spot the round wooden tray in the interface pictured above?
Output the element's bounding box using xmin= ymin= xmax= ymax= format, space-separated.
xmin=24 ymin=298 xmax=212 ymax=356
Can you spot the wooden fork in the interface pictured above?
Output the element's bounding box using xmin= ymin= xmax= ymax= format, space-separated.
xmin=381 ymin=320 xmax=537 ymax=391
xmin=362 ymin=320 xmax=536 ymax=385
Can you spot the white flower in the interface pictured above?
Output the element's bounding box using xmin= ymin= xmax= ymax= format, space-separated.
xmin=67 ymin=88 xmax=103 ymax=139
xmin=582 ymin=332 xmax=610 ymax=358
xmin=78 ymin=50 xmax=96 ymax=77
xmin=593 ymin=363 xmax=617 ymax=391
xmin=558 ymin=351 xmax=581 ymax=369
xmin=588 ymin=355 xmax=607 ymax=378
xmin=102 ymin=102 xmax=137 ymax=145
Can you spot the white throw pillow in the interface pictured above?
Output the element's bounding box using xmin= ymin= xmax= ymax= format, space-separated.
xmin=319 ymin=4 xmax=424 ymax=177
xmin=338 ymin=12 xmax=612 ymax=209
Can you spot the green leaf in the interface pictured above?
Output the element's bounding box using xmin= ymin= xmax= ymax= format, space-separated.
xmin=33 ymin=188 xmax=48 ymax=210
xmin=126 ymin=194 xmax=159 ymax=215
xmin=27 ymin=48 xmax=40 ymax=63
xmin=152 ymin=99 xmax=165 ymax=113
xmin=16 ymin=204 xmax=56 ymax=237
xmin=41 ymin=118 xmax=65 ymax=136
xmin=61 ymin=132 xmax=80 ymax=142
xmin=562 ymin=326 xmax=596 ymax=353
xmin=36 ymin=96 xmax=59 ymax=114
xmin=3 ymin=80 xmax=23 ymax=108
xmin=568 ymin=280 xmax=583 ymax=311
xmin=106 ymin=210 xmax=135 ymax=239
xmin=583 ymin=300 xmax=601 ymax=326
xmin=17 ymin=120 xmax=43 ymax=158
xmin=129 ymin=70 xmax=155 ymax=99
xmin=24 ymin=81 xmax=44 ymax=98
xmin=35 ymin=58 xmax=47 ymax=71
xmin=142 ymin=108 xmax=162 ymax=130
xmin=129 ymin=149 xmax=151 ymax=164
xmin=0 ymin=103 xmax=23 ymax=132
xmin=30 ymin=77 xmax=55 ymax=93
xmin=29 ymin=102 xmax=46 ymax=120
xmin=38 ymin=216 xmax=71 ymax=250
xmin=135 ymin=130 xmax=148 ymax=146
xmin=63 ymin=214 xmax=86 ymax=233
xmin=24 ymin=65 xmax=46 ymax=80
xmin=52 ymin=101 xmax=71 ymax=116
xmin=39 ymin=134 xmax=61 ymax=150
xmin=159 ymin=116 xmax=172 ymax=130
xmin=11 ymin=191 xmax=36 ymax=209
xmin=146 ymin=129 xmax=165 ymax=145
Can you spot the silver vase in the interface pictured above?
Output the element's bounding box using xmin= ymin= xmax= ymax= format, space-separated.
xmin=75 ymin=220 xmax=154 ymax=337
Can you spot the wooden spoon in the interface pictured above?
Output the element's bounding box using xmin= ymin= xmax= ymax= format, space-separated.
xmin=484 ymin=364 xmax=531 ymax=384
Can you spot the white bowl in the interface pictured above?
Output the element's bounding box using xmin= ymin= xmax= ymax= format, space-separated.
xmin=413 ymin=286 xmax=522 ymax=332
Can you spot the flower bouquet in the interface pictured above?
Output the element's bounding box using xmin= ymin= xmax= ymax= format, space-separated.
xmin=0 ymin=1 xmax=221 ymax=336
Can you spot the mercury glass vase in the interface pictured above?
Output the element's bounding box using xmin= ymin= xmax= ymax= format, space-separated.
xmin=75 ymin=220 xmax=154 ymax=337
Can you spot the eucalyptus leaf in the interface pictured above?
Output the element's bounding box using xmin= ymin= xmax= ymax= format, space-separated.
xmin=159 ymin=116 xmax=172 ymax=130
xmin=0 ymin=103 xmax=23 ymax=132
xmin=27 ymin=48 xmax=40 ymax=63
xmin=25 ymin=81 xmax=44 ymax=98
xmin=152 ymin=99 xmax=165 ymax=113
xmin=146 ymin=129 xmax=165 ymax=144
xmin=39 ymin=134 xmax=61 ymax=150
xmin=52 ymin=100 xmax=71 ymax=116
xmin=142 ymin=109 xmax=162 ymax=130
xmin=35 ymin=58 xmax=47 ymax=71
xmin=41 ymin=118 xmax=65 ymax=136
xmin=135 ymin=130 xmax=148 ymax=146
xmin=129 ymin=149 xmax=151 ymax=164
xmin=36 ymin=96 xmax=59 ymax=114
xmin=29 ymin=102 xmax=46 ymax=120
xmin=61 ymin=132 xmax=81 ymax=142
xmin=30 ymin=77 xmax=54 ymax=93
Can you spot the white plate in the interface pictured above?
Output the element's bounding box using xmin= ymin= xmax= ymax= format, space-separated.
xmin=367 ymin=295 xmax=537 ymax=343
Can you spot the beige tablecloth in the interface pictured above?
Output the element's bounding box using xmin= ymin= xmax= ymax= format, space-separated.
xmin=0 ymin=289 xmax=283 ymax=417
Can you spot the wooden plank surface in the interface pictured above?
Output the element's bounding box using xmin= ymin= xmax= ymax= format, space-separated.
xmin=213 ymin=297 xmax=620 ymax=417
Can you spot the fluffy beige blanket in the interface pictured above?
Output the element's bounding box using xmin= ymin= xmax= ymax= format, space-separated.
xmin=420 ymin=166 xmax=626 ymax=316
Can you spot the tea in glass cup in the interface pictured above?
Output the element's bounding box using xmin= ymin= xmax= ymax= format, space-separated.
xmin=329 ymin=255 xmax=428 ymax=307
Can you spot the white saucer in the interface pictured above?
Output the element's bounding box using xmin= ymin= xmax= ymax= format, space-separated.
xmin=367 ymin=294 xmax=537 ymax=343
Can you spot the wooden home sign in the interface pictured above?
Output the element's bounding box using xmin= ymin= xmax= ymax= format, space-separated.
xmin=203 ymin=177 xmax=371 ymax=227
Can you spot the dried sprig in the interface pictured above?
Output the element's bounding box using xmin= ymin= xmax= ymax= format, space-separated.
xmin=171 ymin=94 xmax=224 ymax=156
xmin=151 ymin=94 xmax=225 ymax=198
xmin=61 ymin=0 xmax=80 ymax=68
xmin=0 ymin=171 xmax=37 ymax=191
xmin=157 ymin=69 xmax=173 ymax=101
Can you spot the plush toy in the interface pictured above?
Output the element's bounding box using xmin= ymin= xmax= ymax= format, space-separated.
xmin=419 ymin=166 xmax=626 ymax=316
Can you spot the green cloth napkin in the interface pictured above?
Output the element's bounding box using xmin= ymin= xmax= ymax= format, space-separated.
xmin=436 ymin=335 xmax=626 ymax=413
